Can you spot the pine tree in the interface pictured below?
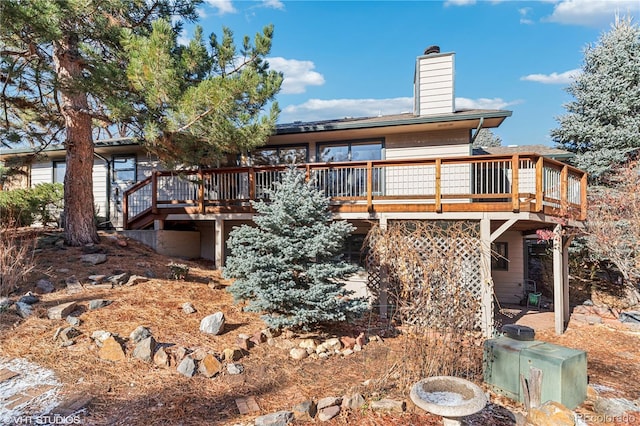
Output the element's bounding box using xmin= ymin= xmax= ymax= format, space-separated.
xmin=472 ymin=129 xmax=502 ymax=148
xmin=223 ymin=168 xmax=368 ymax=330
xmin=551 ymin=16 xmax=640 ymax=178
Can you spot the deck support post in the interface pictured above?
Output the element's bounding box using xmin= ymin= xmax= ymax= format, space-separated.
xmin=378 ymin=215 xmax=389 ymax=320
xmin=214 ymin=218 xmax=224 ymax=270
xmin=553 ymin=223 xmax=565 ymax=334
xmin=480 ymin=218 xmax=494 ymax=338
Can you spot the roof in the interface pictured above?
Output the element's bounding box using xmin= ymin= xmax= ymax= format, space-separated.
xmin=473 ymin=144 xmax=574 ymax=160
xmin=275 ymin=109 xmax=512 ymax=135
xmin=0 ymin=137 xmax=139 ymax=157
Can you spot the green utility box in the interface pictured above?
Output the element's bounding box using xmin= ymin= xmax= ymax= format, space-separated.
xmin=484 ymin=335 xmax=587 ymax=409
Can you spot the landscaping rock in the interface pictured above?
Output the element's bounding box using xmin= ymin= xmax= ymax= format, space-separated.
xmin=173 ymin=346 xmax=188 ymax=362
xmin=342 ymin=349 xmax=354 ymax=356
xmin=133 ymin=336 xmax=157 ymax=363
xmin=355 ymin=332 xmax=366 ymax=347
xmin=223 ymin=348 xmax=243 ymax=362
xmin=129 ymin=326 xmax=151 ymax=344
xmin=153 ymin=347 xmax=172 ymax=368
xmin=177 ymin=356 xmax=197 ymax=377
xmin=298 ymin=339 xmax=318 ymax=350
xmin=198 ymin=354 xmax=222 ymax=378
xmin=342 ymin=393 xmax=365 ymax=410
xmin=594 ymin=397 xmax=640 ymax=417
xmin=88 ymin=274 xmax=107 ymax=283
xmin=200 ymin=312 xmax=225 ymax=335
xmin=227 ymin=363 xmax=244 ymax=375
xmin=80 ymin=253 xmax=107 ymax=265
xmin=317 ymin=405 xmax=340 ymax=422
xmin=99 ymin=336 xmax=126 ymax=361
xmin=65 ymin=276 xmax=83 ymax=294
xmin=250 ymin=331 xmax=267 ymax=346
xmin=91 ymin=330 xmax=112 ymax=345
xmin=340 ymin=336 xmax=356 ymax=349
xmin=236 ymin=334 xmax=252 ymax=350
xmin=88 ymin=299 xmax=112 ymax=310
xmin=317 ymin=397 xmax=342 ymax=411
xmin=15 ymin=302 xmax=33 ymax=318
xmin=528 ymin=401 xmax=575 ymax=426
xmin=57 ymin=327 xmax=81 ymax=346
xmin=125 ymin=275 xmax=149 ymax=286
xmin=254 ymin=411 xmax=294 ymax=426
xmin=182 ymin=302 xmax=196 ymax=314
xmin=108 ymin=272 xmax=130 ymax=286
xmin=19 ymin=292 xmax=39 ymax=305
xmin=292 ymin=400 xmax=317 ymax=421
xmin=370 ymin=398 xmax=406 ymax=412
xmin=47 ymin=301 xmax=78 ymax=319
xmin=191 ymin=347 xmax=208 ymax=361
xmin=36 ymin=279 xmax=55 ymax=293
xmin=66 ymin=316 xmax=81 ymax=327
xmin=290 ymin=348 xmax=308 ymax=360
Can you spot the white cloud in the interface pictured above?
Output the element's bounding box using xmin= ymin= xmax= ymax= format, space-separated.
xmin=521 ymin=68 xmax=581 ymax=84
xmin=546 ymin=0 xmax=640 ymax=27
xmin=196 ymin=7 xmax=208 ymax=18
xmin=261 ymin=0 xmax=285 ymax=10
xmin=204 ymin=0 xmax=237 ymax=15
xmin=519 ymin=7 xmax=534 ymax=25
xmin=268 ymin=57 xmax=325 ymax=94
xmin=177 ymin=29 xmax=190 ymax=47
xmin=444 ymin=0 xmax=476 ymax=6
xmin=279 ymin=97 xmax=413 ymax=123
xmin=455 ymin=97 xmax=522 ymax=110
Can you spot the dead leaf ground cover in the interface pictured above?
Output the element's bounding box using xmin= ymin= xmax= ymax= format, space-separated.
xmin=0 ymin=230 xmax=639 ymax=425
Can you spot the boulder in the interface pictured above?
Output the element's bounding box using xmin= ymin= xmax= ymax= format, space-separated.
xmin=66 ymin=316 xmax=81 ymax=327
xmin=182 ymin=302 xmax=196 ymax=314
xmin=317 ymin=397 xmax=342 ymax=411
xmin=36 ymin=279 xmax=55 ymax=294
xmin=108 ymin=272 xmax=130 ymax=286
xmin=88 ymin=299 xmax=112 ymax=310
xmin=227 ymin=363 xmax=244 ymax=375
xmin=153 ymin=347 xmax=171 ymax=368
xmin=290 ymin=348 xmax=308 ymax=360
xmin=292 ymin=400 xmax=317 ymax=421
xmin=223 ymin=348 xmax=243 ymax=362
xmin=99 ymin=336 xmax=126 ymax=361
xmin=15 ymin=302 xmax=33 ymax=318
xmin=298 ymin=339 xmax=318 ymax=350
xmin=177 ymin=356 xmax=197 ymax=377
xmin=125 ymin=275 xmax=149 ymax=286
xmin=133 ymin=336 xmax=157 ymax=363
xmin=198 ymin=354 xmax=223 ymax=378
xmin=129 ymin=326 xmax=151 ymax=344
xmin=47 ymin=301 xmax=78 ymax=320
xmin=254 ymin=411 xmax=294 ymax=426
xmin=19 ymin=292 xmax=39 ymax=305
xmin=200 ymin=312 xmax=225 ymax=335
xmin=317 ymin=405 xmax=340 ymax=422
xmin=528 ymin=401 xmax=575 ymax=426
xmin=342 ymin=393 xmax=365 ymax=410
xmin=80 ymin=253 xmax=107 ymax=265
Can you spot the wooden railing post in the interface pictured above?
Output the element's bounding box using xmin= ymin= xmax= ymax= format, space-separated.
xmin=122 ymin=191 xmax=128 ymax=229
xmin=561 ymin=165 xmax=568 ymax=212
xmin=511 ymin=154 xmax=520 ymax=212
xmin=535 ymin=156 xmax=544 ymax=213
xmin=248 ymin=168 xmax=255 ymax=200
xmin=151 ymin=172 xmax=158 ymax=215
xmin=198 ymin=169 xmax=205 ymax=214
xmin=435 ymin=158 xmax=442 ymax=213
xmin=580 ymin=172 xmax=588 ymax=220
xmin=366 ymin=161 xmax=373 ymax=212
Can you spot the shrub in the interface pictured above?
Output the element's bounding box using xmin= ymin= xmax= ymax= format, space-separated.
xmin=0 ymin=183 xmax=63 ymax=227
xmin=0 ymin=225 xmax=36 ymax=296
xmin=167 ymin=262 xmax=189 ymax=280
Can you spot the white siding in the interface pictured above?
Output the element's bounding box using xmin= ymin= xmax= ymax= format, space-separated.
xmin=493 ymin=231 xmax=525 ymax=305
xmin=385 ymin=129 xmax=469 ymax=159
xmin=30 ymin=161 xmax=54 ymax=185
xmin=415 ymin=53 xmax=455 ymax=116
xmin=92 ymin=159 xmax=108 ymax=223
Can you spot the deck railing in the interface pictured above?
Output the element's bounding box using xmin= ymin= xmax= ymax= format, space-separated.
xmin=123 ymin=153 xmax=587 ymax=228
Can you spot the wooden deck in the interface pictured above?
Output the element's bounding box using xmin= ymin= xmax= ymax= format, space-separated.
xmin=123 ymin=153 xmax=587 ymax=229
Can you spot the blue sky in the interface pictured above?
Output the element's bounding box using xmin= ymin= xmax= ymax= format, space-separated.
xmin=185 ymin=0 xmax=640 ymax=147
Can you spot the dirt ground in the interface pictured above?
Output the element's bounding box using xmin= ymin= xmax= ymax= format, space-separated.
xmin=1 ymin=230 xmax=639 ymax=425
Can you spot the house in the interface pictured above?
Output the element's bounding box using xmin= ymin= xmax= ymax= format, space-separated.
xmin=0 ymin=46 xmax=587 ymax=337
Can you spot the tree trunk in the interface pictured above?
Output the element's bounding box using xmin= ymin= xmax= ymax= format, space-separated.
xmin=53 ymin=36 xmax=99 ymax=246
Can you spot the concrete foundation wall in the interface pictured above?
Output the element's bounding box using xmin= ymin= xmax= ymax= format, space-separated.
xmin=123 ymin=230 xmax=201 ymax=259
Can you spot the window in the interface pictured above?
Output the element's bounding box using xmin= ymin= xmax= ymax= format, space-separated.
xmin=344 ymin=234 xmax=366 ymax=267
xmin=317 ymin=140 xmax=382 ymax=162
xmin=53 ymin=161 xmax=66 ymax=183
xmin=252 ymin=145 xmax=308 ymax=166
xmin=112 ymin=155 xmax=136 ymax=184
xmin=491 ymin=242 xmax=508 ymax=271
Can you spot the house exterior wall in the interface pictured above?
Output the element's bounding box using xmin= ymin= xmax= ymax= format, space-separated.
xmin=415 ymin=52 xmax=455 ymax=116
xmin=492 ymin=230 xmax=525 ymax=305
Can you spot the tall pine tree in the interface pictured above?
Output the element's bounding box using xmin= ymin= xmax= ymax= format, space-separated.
xmin=551 ymin=16 xmax=640 ymax=178
xmin=224 ymin=169 xmax=367 ymax=330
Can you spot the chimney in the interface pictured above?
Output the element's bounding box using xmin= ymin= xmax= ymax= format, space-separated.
xmin=414 ymin=45 xmax=455 ymax=116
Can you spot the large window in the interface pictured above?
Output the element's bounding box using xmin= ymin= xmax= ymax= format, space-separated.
xmin=318 ymin=140 xmax=382 ymax=162
xmin=112 ymin=155 xmax=136 ymax=184
xmin=252 ymin=145 xmax=308 ymax=166
xmin=53 ymin=161 xmax=66 ymax=183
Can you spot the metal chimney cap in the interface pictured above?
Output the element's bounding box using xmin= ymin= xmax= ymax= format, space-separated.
xmin=424 ymin=45 xmax=440 ymax=55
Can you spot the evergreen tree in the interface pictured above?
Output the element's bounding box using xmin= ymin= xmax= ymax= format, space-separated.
xmin=472 ymin=129 xmax=502 ymax=148
xmin=551 ymin=16 xmax=640 ymax=178
xmin=223 ymin=169 xmax=368 ymax=330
